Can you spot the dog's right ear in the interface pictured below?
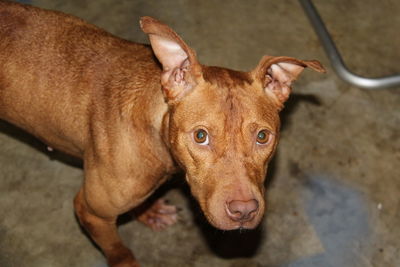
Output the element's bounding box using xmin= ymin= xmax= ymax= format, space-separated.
xmin=140 ymin=16 xmax=202 ymax=102
xmin=252 ymin=56 xmax=326 ymax=110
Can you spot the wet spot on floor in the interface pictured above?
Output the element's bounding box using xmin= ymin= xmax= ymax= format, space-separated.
xmin=288 ymin=175 xmax=370 ymax=267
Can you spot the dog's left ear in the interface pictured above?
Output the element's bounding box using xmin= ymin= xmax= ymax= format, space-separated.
xmin=140 ymin=16 xmax=202 ymax=102
xmin=252 ymin=56 xmax=326 ymax=109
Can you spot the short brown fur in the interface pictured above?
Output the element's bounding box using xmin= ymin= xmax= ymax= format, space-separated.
xmin=0 ymin=2 xmax=325 ymax=266
xmin=202 ymin=66 xmax=254 ymax=88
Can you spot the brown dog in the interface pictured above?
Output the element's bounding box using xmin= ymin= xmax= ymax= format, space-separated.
xmin=0 ymin=1 xmax=325 ymax=266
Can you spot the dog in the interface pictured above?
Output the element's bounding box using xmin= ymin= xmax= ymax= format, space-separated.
xmin=0 ymin=1 xmax=325 ymax=266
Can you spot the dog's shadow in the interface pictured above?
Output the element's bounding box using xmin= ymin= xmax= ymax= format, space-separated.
xmin=0 ymin=120 xmax=82 ymax=168
xmin=280 ymin=92 xmax=322 ymax=132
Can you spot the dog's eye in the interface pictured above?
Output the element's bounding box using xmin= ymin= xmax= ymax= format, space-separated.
xmin=194 ymin=129 xmax=209 ymax=145
xmin=256 ymin=130 xmax=271 ymax=145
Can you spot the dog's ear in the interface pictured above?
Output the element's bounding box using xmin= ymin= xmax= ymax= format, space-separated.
xmin=252 ymin=56 xmax=325 ymax=109
xmin=140 ymin=16 xmax=201 ymax=102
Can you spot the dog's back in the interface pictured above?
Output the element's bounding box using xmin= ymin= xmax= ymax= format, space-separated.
xmin=0 ymin=1 xmax=159 ymax=157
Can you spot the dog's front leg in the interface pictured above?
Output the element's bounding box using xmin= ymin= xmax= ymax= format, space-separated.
xmin=74 ymin=188 xmax=138 ymax=267
xmin=73 ymin=143 xmax=172 ymax=266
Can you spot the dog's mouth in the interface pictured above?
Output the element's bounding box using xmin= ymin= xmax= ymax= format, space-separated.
xmin=204 ymin=209 xmax=263 ymax=231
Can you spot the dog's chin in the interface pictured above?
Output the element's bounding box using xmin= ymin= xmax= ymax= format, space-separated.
xmin=203 ymin=211 xmax=263 ymax=231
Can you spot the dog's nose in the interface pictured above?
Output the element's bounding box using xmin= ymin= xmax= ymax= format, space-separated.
xmin=226 ymin=199 xmax=259 ymax=222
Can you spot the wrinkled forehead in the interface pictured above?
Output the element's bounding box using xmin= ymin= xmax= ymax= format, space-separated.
xmin=173 ymin=67 xmax=280 ymax=132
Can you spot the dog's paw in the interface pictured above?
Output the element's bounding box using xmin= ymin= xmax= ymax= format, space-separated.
xmin=136 ymin=199 xmax=179 ymax=231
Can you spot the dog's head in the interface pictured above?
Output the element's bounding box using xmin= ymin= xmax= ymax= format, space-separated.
xmin=141 ymin=17 xmax=325 ymax=230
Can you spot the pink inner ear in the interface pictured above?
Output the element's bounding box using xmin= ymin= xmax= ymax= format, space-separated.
xmin=161 ymin=58 xmax=194 ymax=100
xmin=269 ymin=62 xmax=305 ymax=86
xmin=264 ymin=62 xmax=305 ymax=104
xmin=148 ymin=34 xmax=188 ymax=72
xmin=264 ymin=75 xmax=291 ymax=104
xmin=162 ymin=58 xmax=189 ymax=86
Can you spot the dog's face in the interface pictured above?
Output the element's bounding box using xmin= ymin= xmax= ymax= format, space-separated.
xmin=167 ymin=66 xmax=280 ymax=229
xmin=141 ymin=17 xmax=325 ymax=230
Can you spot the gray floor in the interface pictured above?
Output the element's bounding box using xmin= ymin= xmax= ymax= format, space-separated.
xmin=1 ymin=0 xmax=399 ymax=266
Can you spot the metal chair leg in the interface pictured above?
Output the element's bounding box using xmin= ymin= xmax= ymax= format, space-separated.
xmin=299 ymin=0 xmax=400 ymax=89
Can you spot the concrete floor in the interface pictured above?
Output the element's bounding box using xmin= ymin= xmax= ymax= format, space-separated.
xmin=1 ymin=0 xmax=399 ymax=266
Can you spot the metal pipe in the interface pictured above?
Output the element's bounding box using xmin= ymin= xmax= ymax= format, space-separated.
xmin=299 ymin=0 xmax=400 ymax=89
